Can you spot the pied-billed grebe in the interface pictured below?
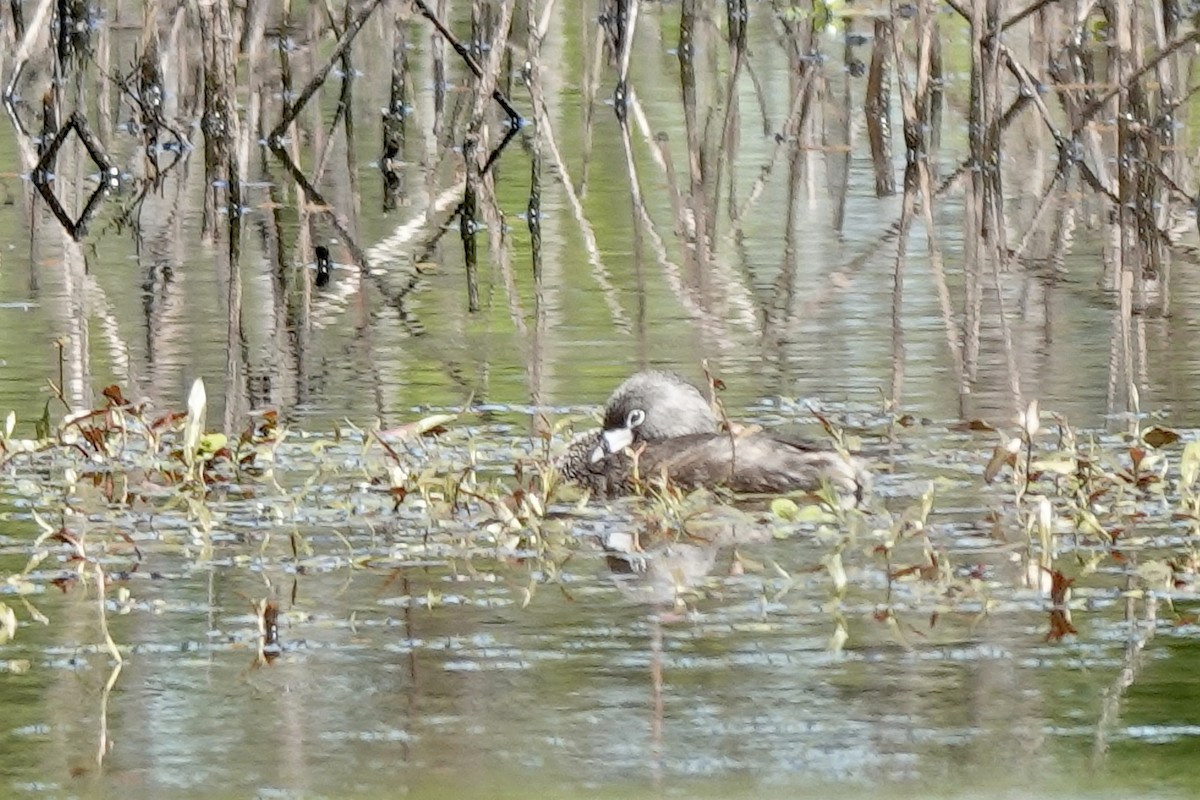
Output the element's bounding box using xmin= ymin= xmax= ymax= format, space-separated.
xmin=557 ymin=371 xmax=869 ymax=502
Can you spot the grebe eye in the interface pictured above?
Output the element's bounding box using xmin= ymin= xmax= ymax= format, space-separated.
xmin=626 ymin=409 xmax=646 ymax=428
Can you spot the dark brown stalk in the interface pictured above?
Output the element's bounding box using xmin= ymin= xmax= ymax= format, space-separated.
xmin=9 ymin=0 xmax=24 ymax=38
xmin=460 ymin=0 xmax=516 ymax=313
xmin=865 ymin=18 xmax=895 ymax=197
xmin=828 ymin=13 xmax=853 ymax=233
xmin=338 ymin=4 xmax=361 ymax=225
xmin=678 ymin=0 xmax=711 ymax=284
xmin=382 ymin=8 xmax=410 ymax=211
xmin=890 ymin=166 xmax=919 ymax=407
xmin=712 ymin=0 xmax=748 ymax=228
xmin=431 ymin=0 xmax=446 ymax=143
xmin=1110 ymin=0 xmax=1147 ymax=323
xmin=462 ymin=134 xmax=480 ymax=312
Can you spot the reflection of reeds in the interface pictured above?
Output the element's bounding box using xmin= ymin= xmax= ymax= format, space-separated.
xmin=0 ymin=0 xmax=1196 ymax=430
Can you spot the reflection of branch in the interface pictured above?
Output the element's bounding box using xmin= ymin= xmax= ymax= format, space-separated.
xmin=719 ymin=66 xmax=818 ymax=245
xmin=412 ymin=0 xmax=521 ymax=175
xmin=97 ymin=661 xmax=123 ymax=765
xmin=618 ymin=112 xmax=720 ymax=339
xmin=31 ymin=114 xmax=116 ymax=240
xmin=270 ymin=142 xmax=433 ymax=335
xmin=915 ymin=161 xmax=964 ymax=381
xmin=2 ymin=0 xmax=54 ymax=100
xmin=626 ymin=92 xmax=760 ymax=335
xmin=1092 ymin=594 xmax=1158 ymax=766
xmin=268 ymin=0 xmax=387 ymax=143
xmin=411 ymin=0 xmax=519 ymax=123
xmin=268 ymin=144 xmax=362 ymax=262
xmin=529 ymin=81 xmax=630 ymax=332
xmin=619 ymin=120 xmax=747 ymax=347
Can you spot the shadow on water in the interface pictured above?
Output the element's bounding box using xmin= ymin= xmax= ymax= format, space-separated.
xmin=2 ymin=0 xmax=1200 ymax=796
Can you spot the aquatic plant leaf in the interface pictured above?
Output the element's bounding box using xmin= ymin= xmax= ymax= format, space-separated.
xmin=379 ymin=413 xmax=458 ymax=441
xmin=883 ymin=612 xmax=913 ymax=651
xmin=198 ymin=433 xmax=228 ymax=455
xmin=1019 ymin=399 xmax=1040 ymax=438
xmin=6 ymin=573 xmax=39 ymax=594
xmin=801 ymin=504 xmax=839 ymax=524
xmin=1142 ymin=426 xmax=1180 ymax=448
xmin=1036 ymin=496 xmax=1053 ymax=539
xmin=150 ymin=411 xmax=187 ymax=431
xmin=1075 ymin=508 xmax=1108 ymax=538
xmin=35 ymin=400 xmax=50 ymax=441
xmin=1031 ymin=455 xmax=1076 ymax=475
xmin=101 ymin=385 xmax=127 ymax=406
xmin=827 ymin=620 xmax=848 ymax=653
xmin=0 ymin=604 xmax=15 ymax=644
xmin=1046 ymin=609 xmax=1077 ymax=641
xmin=949 ymin=419 xmax=996 ymax=433
xmin=823 ymin=551 xmax=846 ymax=595
xmin=183 ymin=378 xmax=207 ymax=466
xmin=1048 ymin=569 xmax=1074 ymax=605
xmin=523 ymin=491 xmax=544 ymax=519
xmin=770 ymin=497 xmax=800 ymax=521
xmin=1182 ymin=441 xmax=1200 ymax=489
xmin=1136 ymin=561 xmax=1173 ymax=591
xmin=983 ymin=445 xmax=1015 ymax=483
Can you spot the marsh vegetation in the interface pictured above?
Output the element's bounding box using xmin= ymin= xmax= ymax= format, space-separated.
xmin=2 ymin=0 xmax=1200 ymax=796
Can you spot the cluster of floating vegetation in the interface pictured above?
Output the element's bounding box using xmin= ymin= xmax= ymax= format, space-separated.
xmin=0 ymin=363 xmax=1193 ymax=685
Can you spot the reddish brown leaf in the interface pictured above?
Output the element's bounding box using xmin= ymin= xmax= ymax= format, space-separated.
xmin=950 ymin=419 xmax=996 ymax=433
xmin=51 ymin=529 xmax=81 ymax=550
xmin=1129 ymin=446 xmax=1146 ymax=469
xmin=114 ymin=530 xmax=143 ymax=562
xmin=810 ymin=409 xmax=835 ymax=437
xmin=102 ymin=386 xmax=126 ymax=407
xmin=1048 ymin=569 xmax=1075 ymax=605
xmin=51 ymin=575 xmax=77 ymax=592
xmin=81 ymin=428 xmax=105 ymax=453
xmin=261 ymin=600 xmax=280 ymax=648
xmin=1142 ymin=426 xmax=1181 ymax=448
xmin=983 ymin=446 xmax=1015 ymax=483
xmin=101 ymin=385 xmax=127 ymax=406
xmin=151 ymin=411 xmax=186 ymax=431
xmin=1046 ymin=609 xmax=1078 ymax=642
